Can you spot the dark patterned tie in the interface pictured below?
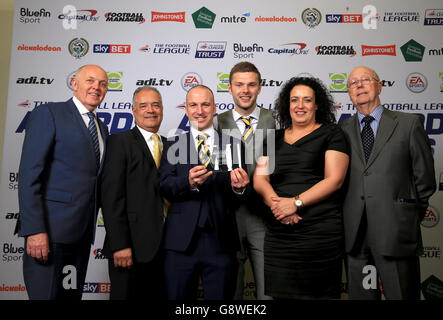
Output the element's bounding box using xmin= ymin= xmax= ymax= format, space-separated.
xmin=197 ymin=134 xmax=213 ymax=170
xmin=240 ymin=116 xmax=253 ymax=141
xmin=87 ymin=112 xmax=100 ymax=168
xmin=361 ymin=115 xmax=375 ymax=162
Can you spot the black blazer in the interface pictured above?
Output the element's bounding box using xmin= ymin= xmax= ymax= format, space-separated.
xmin=100 ymin=127 xmax=165 ymax=263
xmin=159 ymin=130 xmax=249 ymax=253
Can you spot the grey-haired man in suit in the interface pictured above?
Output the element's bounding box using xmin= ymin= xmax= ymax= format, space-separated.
xmin=215 ymin=62 xmax=275 ymax=300
xmin=340 ymin=66 xmax=436 ymax=300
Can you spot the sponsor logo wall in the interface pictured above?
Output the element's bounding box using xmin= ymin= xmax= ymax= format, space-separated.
xmin=1 ymin=0 xmax=442 ymax=300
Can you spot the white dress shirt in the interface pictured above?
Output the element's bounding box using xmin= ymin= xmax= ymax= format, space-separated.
xmin=232 ymin=106 xmax=260 ymax=134
xmin=136 ymin=125 xmax=163 ymax=158
xmin=72 ymin=96 xmax=104 ymax=160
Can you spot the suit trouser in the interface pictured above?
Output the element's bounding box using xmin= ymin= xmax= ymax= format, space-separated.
xmin=346 ymin=212 xmax=421 ymax=300
xmin=164 ymin=226 xmax=237 ymax=300
xmin=108 ymin=250 xmax=165 ymax=300
xmin=23 ymin=236 xmax=91 ymax=300
xmin=234 ymin=204 xmax=271 ymax=300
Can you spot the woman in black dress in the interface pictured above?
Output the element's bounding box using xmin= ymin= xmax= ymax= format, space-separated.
xmin=253 ymin=77 xmax=350 ymax=299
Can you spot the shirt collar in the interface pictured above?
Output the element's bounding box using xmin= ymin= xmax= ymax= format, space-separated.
xmin=72 ymin=96 xmax=96 ymax=116
xmin=357 ymin=104 xmax=383 ymax=124
xmin=137 ymin=125 xmax=160 ymax=142
xmin=190 ymin=126 xmax=215 ymax=143
xmin=232 ymin=106 xmax=260 ymax=122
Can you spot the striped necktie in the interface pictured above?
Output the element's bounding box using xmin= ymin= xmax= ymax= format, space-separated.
xmin=87 ymin=112 xmax=100 ymax=168
xmin=151 ymin=133 xmax=169 ymax=217
xmin=240 ymin=116 xmax=253 ymax=141
xmin=197 ymin=134 xmax=213 ymax=170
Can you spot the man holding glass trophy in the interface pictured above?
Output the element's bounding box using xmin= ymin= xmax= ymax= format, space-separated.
xmin=159 ymin=85 xmax=250 ymax=300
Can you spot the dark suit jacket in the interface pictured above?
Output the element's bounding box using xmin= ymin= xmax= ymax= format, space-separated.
xmin=18 ymin=98 xmax=108 ymax=244
xmin=159 ymin=130 xmax=248 ymax=253
xmin=100 ymin=127 xmax=165 ymax=263
xmin=340 ymin=108 xmax=436 ymax=257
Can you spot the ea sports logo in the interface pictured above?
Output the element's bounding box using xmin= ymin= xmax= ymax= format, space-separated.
xmin=406 ymin=72 xmax=427 ymax=93
xmin=181 ymin=72 xmax=202 ymax=91
xmin=421 ymin=206 xmax=440 ymax=228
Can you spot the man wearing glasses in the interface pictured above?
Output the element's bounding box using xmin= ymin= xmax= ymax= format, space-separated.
xmin=340 ymin=66 xmax=436 ymax=299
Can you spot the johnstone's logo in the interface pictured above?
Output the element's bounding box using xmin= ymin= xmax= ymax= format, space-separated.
xmin=268 ymin=43 xmax=308 ymax=55
xmin=422 ymin=206 xmax=440 ymax=228
xmin=104 ymin=12 xmax=145 ymax=23
xmin=93 ymin=44 xmax=131 ymax=54
xmin=195 ymin=41 xmax=227 ymax=58
xmin=424 ymin=9 xmax=443 ymax=25
xmin=17 ymin=44 xmax=61 ymax=52
xmin=361 ymin=45 xmax=396 ymax=56
xmin=151 ymin=11 xmax=185 ymax=22
xmin=316 ymin=45 xmax=356 ymax=56
xmin=58 ymin=9 xmax=99 ymax=22
xmin=326 ymin=14 xmax=362 ymax=23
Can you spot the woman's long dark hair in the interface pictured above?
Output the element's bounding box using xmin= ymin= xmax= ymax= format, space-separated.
xmin=274 ymin=77 xmax=336 ymax=129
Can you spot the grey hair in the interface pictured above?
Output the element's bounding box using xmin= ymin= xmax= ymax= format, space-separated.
xmin=132 ymin=86 xmax=163 ymax=107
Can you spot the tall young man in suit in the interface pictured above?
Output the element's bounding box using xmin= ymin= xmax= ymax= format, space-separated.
xmin=101 ymin=86 xmax=166 ymax=299
xmin=18 ymin=65 xmax=109 ymax=299
xmin=340 ymin=66 xmax=436 ymax=299
xmin=159 ymin=85 xmax=250 ymax=300
xmin=215 ymin=62 xmax=274 ymax=300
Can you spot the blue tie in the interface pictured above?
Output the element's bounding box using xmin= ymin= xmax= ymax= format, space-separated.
xmin=87 ymin=112 xmax=100 ymax=168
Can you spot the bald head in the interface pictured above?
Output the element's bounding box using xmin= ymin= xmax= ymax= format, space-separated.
xmin=347 ymin=66 xmax=382 ymax=115
xmin=72 ymin=65 xmax=108 ymax=111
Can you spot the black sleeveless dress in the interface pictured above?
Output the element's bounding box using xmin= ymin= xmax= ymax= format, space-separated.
xmin=264 ymin=124 xmax=349 ymax=299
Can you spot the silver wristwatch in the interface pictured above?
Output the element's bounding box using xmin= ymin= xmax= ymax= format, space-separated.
xmin=294 ymin=195 xmax=303 ymax=210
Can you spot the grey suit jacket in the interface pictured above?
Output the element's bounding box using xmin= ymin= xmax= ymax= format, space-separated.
xmin=340 ymin=108 xmax=436 ymax=257
xmin=215 ymin=107 xmax=276 ymax=179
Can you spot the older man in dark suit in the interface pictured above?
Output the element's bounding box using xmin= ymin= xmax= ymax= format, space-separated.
xmin=18 ymin=64 xmax=109 ymax=299
xmin=101 ymin=86 xmax=166 ymax=299
xmin=340 ymin=66 xmax=436 ymax=300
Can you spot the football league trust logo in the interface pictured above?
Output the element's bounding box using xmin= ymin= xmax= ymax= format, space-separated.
xmin=68 ymin=38 xmax=89 ymax=59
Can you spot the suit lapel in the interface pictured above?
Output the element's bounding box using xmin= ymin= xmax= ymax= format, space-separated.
xmin=366 ymin=109 xmax=398 ymax=167
xmin=132 ymin=127 xmax=157 ymax=167
xmin=66 ymin=98 xmax=98 ymax=167
xmin=346 ymin=114 xmax=366 ymax=165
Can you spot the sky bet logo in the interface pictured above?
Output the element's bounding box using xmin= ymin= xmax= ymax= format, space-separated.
xmin=326 ymin=14 xmax=362 ymax=23
xmin=83 ymin=282 xmax=110 ymax=293
xmin=93 ymin=44 xmax=131 ymax=54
